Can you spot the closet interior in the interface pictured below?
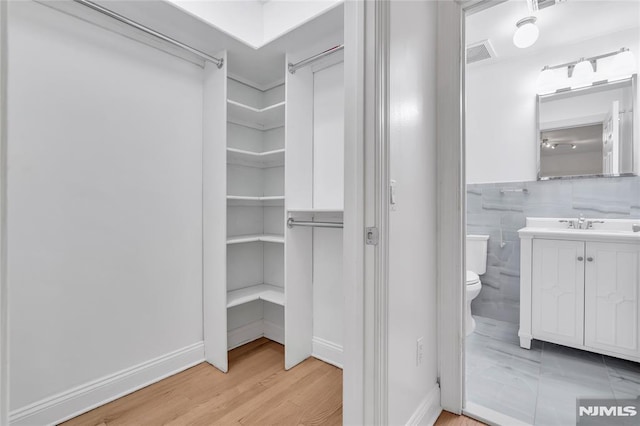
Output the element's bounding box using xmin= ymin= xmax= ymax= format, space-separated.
xmin=6 ymin=1 xmax=348 ymax=423
xmin=202 ymin=14 xmax=347 ymax=373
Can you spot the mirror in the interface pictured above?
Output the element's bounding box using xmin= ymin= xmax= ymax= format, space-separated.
xmin=537 ymin=76 xmax=637 ymax=179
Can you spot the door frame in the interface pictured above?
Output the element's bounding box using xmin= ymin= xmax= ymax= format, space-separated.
xmin=436 ymin=0 xmax=465 ymax=413
xmin=436 ymin=0 xmax=506 ymax=414
xmin=0 ymin=0 xmax=9 ymax=422
xmin=343 ymin=0 xmax=387 ymax=423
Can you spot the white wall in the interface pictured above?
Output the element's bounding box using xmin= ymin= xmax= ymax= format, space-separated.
xmin=466 ymin=28 xmax=640 ymax=184
xmin=313 ymin=62 xmax=345 ymax=210
xmin=262 ymin=0 xmax=343 ymax=45
xmin=311 ymin=62 xmax=345 ymax=364
xmin=8 ymin=0 xmax=204 ymax=417
xmin=388 ymin=1 xmax=439 ymax=424
xmin=166 ymin=0 xmax=264 ymax=48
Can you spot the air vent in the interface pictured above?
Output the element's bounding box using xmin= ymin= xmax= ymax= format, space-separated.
xmin=466 ymin=40 xmax=496 ymax=65
xmin=536 ymin=0 xmax=567 ymax=11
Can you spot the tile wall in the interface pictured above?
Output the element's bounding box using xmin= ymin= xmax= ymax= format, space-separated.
xmin=467 ymin=176 xmax=640 ymax=324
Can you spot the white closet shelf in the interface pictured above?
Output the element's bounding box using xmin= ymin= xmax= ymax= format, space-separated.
xmin=226 ymin=234 xmax=285 ymax=245
xmin=227 ymin=99 xmax=285 ymax=131
xmin=227 ymin=148 xmax=285 ymax=168
xmin=227 ymin=195 xmax=285 ymax=206
xmin=288 ymin=208 xmax=343 ymax=214
xmin=227 ymin=284 xmax=284 ymax=308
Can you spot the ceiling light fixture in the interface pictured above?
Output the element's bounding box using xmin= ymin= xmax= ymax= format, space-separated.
xmin=513 ymin=17 xmax=539 ymax=49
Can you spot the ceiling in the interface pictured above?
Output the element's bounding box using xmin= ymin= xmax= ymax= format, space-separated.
xmin=83 ymin=0 xmax=344 ymax=88
xmin=164 ymin=0 xmax=343 ymax=50
xmin=466 ymin=0 xmax=640 ymax=64
xmin=541 ymin=124 xmax=603 ymax=155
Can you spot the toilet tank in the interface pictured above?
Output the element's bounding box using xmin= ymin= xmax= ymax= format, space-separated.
xmin=467 ymin=235 xmax=489 ymax=275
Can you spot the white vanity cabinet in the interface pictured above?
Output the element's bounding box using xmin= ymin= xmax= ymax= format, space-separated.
xmin=531 ymin=239 xmax=585 ymax=348
xmin=584 ymin=242 xmax=640 ymax=358
xmin=519 ymin=218 xmax=640 ymax=363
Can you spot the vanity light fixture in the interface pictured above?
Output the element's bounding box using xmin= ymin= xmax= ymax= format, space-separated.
xmin=571 ymin=58 xmax=595 ymax=89
xmin=610 ymin=48 xmax=637 ymax=81
xmin=537 ymin=47 xmax=637 ymax=94
xmin=513 ymin=17 xmax=539 ymax=49
xmin=537 ymin=66 xmax=558 ymax=94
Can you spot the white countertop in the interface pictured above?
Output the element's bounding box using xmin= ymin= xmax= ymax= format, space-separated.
xmin=518 ymin=218 xmax=640 ymax=243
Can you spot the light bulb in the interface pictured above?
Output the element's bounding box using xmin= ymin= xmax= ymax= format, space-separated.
xmin=537 ymin=67 xmax=556 ymax=94
xmin=513 ymin=17 xmax=539 ymax=49
xmin=610 ymin=49 xmax=637 ymax=81
xmin=571 ymin=59 xmax=594 ymax=89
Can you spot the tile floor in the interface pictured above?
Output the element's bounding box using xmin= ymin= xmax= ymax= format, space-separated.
xmin=465 ymin=316 xmax=640 ymax=425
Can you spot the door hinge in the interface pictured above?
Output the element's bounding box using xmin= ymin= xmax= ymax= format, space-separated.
xmin=365 ymin=227 xmax=379 ymax=245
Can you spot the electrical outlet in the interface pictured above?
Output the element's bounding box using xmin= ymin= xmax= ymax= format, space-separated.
xmin=416 ymin=337 xmax=424 ymax=366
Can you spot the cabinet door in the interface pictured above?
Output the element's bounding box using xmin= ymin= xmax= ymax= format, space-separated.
xmin=532 ymin=239 xmax=585 ymax=346
xmin=585 ymin=242 xmax=640 ymax=358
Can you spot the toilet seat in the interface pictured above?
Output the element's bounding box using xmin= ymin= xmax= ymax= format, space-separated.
xmin=466 ymin=270 xmax=480 ymax=286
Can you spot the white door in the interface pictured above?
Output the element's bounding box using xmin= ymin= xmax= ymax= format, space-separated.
xmin=584 ymin=242 xmax=640 ymax=358
xmin=532 ymin=239 xmax=585 ymax=347
xmin=602 ymin=100 xmax=620 ymax=175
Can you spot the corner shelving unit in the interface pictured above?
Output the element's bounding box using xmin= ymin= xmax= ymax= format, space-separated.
xmin=227 ymin=147 xmax=285 ymax=168
xmin=227 ymin=284 xmax=285 ymax=309
xmin=225 ymin=77 xmax=286 ymax=359
xmin=226 ymin=195 xmax=285 ymax=206
xmin=226 ymin=234 xmax=285 ymax=245
xmin=227 ymin=99 xmax=285 ymax=131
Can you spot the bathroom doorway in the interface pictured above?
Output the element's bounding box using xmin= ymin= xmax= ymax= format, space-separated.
xmin=462 ymin=0 xmax=640 ymax=425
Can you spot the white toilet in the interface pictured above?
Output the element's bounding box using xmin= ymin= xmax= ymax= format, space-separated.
xmin=466 ymin=234 xmax=489 ymax=335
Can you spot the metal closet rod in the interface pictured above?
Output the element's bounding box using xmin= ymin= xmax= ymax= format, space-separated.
xmin=287 ymin=218 xmax=344 ymax=229
xmin=72 ymin=0 xmax=224 ymax=68
xmin=288 ymin=45 xmax=344 ymax=74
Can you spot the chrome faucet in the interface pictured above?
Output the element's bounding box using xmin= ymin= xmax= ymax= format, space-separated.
xmin=559 ymin=215 xmax=604 ymax=230
xmin=559 ymin=219 xmax=575 ymax=228
xmin=586 ymin=220 xmax=605 ymax=229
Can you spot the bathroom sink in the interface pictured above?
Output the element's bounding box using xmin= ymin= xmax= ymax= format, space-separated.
xmin=518 ymin=218 xmax=640 ymax=243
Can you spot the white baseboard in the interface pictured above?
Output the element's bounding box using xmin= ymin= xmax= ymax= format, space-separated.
xmin=406 ymin=384 xmax=442 ymax=426
xmin=264 ymin=320 xmax=284 ymax=345
xmin=312 ymin=337 xmax=343 ymax=369
xmin=9 ymin=342 xmax=205 ymax=426
xmin=227 ymin=320 xmax=284 ymax=350
xmin=464 ymin=402 xmax=531 ymax=426
xmin=228 ymin=320 xmax=265 ymax=350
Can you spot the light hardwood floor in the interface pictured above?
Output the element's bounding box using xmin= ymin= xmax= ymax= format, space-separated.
xmin=62 ymin=338 xmax=342 ymax=425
